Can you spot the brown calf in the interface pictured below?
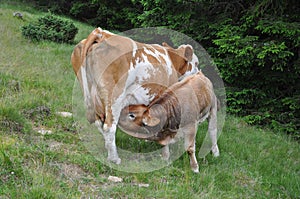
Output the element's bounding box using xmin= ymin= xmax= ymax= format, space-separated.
xmin=119 ymin=71 xmax=220 ymax=172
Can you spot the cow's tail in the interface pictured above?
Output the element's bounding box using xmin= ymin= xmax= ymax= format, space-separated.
xmin=80 ymin=28 xmax=103 ymax=66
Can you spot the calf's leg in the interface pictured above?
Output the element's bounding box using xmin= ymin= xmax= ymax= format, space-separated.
xmin=161 ymin=145 xmax=170 ymax=160
xmin=208 ymin=103 xmax=220 ymax=157
xmin=184 ymin=124 xmax=199 ymax=173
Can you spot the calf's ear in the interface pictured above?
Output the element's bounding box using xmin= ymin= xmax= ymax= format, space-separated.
xmin=142 ymin=116 xmax=160 ymax=127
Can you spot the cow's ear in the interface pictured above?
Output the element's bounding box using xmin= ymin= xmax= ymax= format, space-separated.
xmin=142 ymin=116 xmax=160 ymax=127
xmin=162 ymin=42 xmax=172 ymax=48
xmin=184 ymin=45 xmax=193 ymax=62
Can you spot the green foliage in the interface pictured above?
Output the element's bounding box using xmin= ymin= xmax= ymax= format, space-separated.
xmin=68 ymin=0 xmax=135 ymax=31
xmin=208 ymin=12 xmax=299 ymax=135
xmin=21 ymin=13 xmax=78 ymax=43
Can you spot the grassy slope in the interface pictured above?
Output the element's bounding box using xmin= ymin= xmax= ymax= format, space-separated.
xmin=0 ymin=2 xmax=299 ymax=198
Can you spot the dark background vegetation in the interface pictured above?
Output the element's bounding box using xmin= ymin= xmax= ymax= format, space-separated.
xmin=20 ymin=0 xmax=299 ymax=138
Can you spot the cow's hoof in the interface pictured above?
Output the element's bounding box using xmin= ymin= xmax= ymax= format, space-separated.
xmin=108 ymin=157 xmax=121 ymax=165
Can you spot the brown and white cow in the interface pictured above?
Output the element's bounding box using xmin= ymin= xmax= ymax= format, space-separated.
xmin=71 ymin=27 xmax=199 ymax=164
xmin=118 ymin=71 xmax=219 ymax=172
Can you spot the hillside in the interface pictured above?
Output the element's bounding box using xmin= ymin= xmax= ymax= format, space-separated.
xmin=0 ymin=2 xmax=299 ymax=198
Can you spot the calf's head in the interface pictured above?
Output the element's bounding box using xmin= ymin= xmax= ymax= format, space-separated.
xmin=118 ymin=104 xmax=166 ymax=139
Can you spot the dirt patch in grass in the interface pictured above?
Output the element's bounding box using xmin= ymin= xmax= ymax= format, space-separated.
xmin=47 ymin=140 xmax=63 ymax=151
xmin=58 ymin=162 xmax=87 ymax=180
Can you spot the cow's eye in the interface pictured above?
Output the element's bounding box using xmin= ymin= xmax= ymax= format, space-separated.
xmin=128 ymin=113 xmax=136 ymax=120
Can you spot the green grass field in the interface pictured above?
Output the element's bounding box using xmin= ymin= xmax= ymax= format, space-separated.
xmin=1 ymin=2 xmax=299 ymax=198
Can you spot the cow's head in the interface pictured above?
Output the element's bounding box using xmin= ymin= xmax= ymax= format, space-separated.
xmin=118 ymin=104 xmax=165 ymax=139
xmin=162 ymin=42 xmax=199 ymax=78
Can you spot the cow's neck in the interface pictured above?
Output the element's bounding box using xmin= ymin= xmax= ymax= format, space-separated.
xmin=149 ymin=92 xmax=182 ymax=132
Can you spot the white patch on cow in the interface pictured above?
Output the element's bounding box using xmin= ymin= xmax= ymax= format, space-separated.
xmin=102 ymin=30 xmax=115 ymax=35
xmin=130 ymin=55 xmax=160 ymax=84
xmin=190 ymin=54 xmax=199 ymax=71
xmin=131 ymin=40 xmax=137 ymax=58
xmin=111 ymin=85 xmax=151 ymax=127
xmin=95 ymin=120 xmax=121 ymax=164
xmin=80 ymin=66 xmax=91 ymax=106
xmin=143 ymin=45 xmax=173 ymax=76
xmin=110 ymin=58 xmax=157 ymax=124
xmin=161 ymin=48 xmax=173 ymax=76
xmin=178 ymin=66 xmax=199 ymax=81
xmin=94 ymin=28 xmax=103 ymax=38
xmin=143 ymin=46 xmax=160 ymax=61
xmin=126 ymin=84 xmax=153 ymax=104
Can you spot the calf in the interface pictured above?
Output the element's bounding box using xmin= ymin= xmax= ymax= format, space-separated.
xmin=119 ymin=71 xmax=220 ymax=172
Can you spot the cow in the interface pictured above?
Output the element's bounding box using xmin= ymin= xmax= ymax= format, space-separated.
xmin=118 ymin=71 xmax=220 ymax=173
xmin=71 ymin=27 xmax=199 ymax=164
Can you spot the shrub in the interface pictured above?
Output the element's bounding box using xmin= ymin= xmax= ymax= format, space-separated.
xmin=21 ymin=13 xmax=78 ymax=43
xmin=209 ymin=14 xmax=300 ymax=136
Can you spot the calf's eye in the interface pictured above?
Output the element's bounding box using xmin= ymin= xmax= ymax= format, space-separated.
xmin=128 ymin=113 xmax=136 ymax=120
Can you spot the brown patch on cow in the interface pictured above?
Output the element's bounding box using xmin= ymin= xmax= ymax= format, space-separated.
xmin=163 ymin=44 xmax=194 ymax=76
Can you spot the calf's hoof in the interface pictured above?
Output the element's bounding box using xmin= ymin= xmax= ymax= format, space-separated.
xmin=190 ymin=162 xmax=199 ymax=173
xmin=212 ymin=145 xmax=220 ymax=157
xmin=191 ymin=166 xmax=199 ymax=173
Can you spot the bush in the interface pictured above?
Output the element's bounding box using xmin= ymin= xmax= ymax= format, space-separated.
xmin=21 ymin=13 xmax=78 ymax=43
xmin=208 ymin=14 xmax=300 ymax=137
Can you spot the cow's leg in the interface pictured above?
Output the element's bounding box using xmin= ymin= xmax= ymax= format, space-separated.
xmin=95 ymin=120 xmax=121 ymax=164
xmin=161 ymin=145 xmax=170 ymax=160
xmin=184 ymin=124 xmax=199 ymax=173
xmin=103 ymin=111 xmax=113 ymax=131
xmin=208 ymin=103 xmax=219 ymax=157
xmin=95 ymin=87 xmax=122 ymax=164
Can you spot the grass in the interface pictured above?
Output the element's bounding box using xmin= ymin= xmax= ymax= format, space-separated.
xmin=1 ymin=1 xmax=300 ymax=198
